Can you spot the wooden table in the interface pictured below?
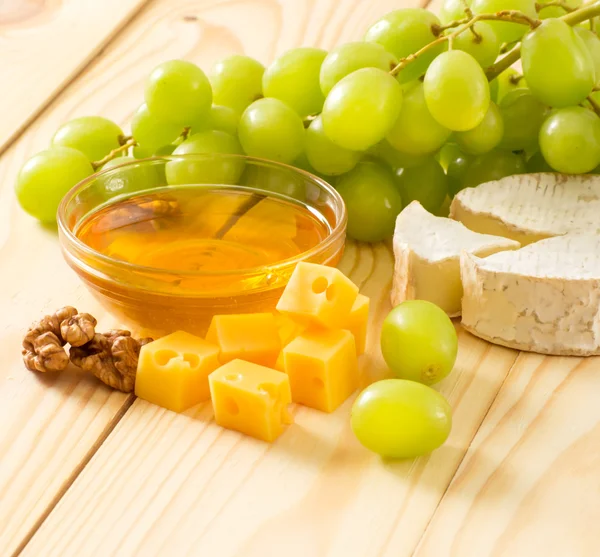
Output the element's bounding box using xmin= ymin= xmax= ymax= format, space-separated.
xmin=1 ymin=1 xmax=598 ymax=555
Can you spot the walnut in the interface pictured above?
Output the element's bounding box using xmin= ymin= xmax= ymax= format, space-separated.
xmin=60 ymin=313 xmax=97 ymax=347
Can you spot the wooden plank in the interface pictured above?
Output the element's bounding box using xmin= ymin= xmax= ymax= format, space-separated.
xmin=0 ymin=0 xmax=151 ymax=153
xmin=20 ymin=238 xmax=518 ymax=557
xmin=414 ymin=353 xmax=600 ymax=557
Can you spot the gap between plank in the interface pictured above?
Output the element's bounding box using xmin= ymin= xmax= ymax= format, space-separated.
xmin=0 ymin=0 xmax=157 ymax=159
xmin=408 ymin=351 xmax=523 ymax=557
xmin=12 ymin=394 xmax=137 ymax=557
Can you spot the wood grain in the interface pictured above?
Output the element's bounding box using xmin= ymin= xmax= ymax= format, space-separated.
xmin=0 ymin=0 xmax=151 ymax=153
xmin=415 ymin=352 xmax=600 ymax=557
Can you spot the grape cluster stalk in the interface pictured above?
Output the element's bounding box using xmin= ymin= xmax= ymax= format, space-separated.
xmin=15 ymin=0 xmax=600 ymax=242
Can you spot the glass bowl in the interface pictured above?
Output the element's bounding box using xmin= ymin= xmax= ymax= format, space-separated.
xmin=57 ymin=154 xmax=347 ymax=337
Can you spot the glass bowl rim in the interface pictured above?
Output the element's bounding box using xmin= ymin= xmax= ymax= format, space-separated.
xmin=57 ymin=154 xmax=348 ymax=278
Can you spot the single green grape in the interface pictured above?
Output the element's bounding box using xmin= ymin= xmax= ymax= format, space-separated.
xmin=439 ymin=0 xmax=471 ymax=24
xmin=575 ymin=27 xmax=600 ymax=87
xmin=238 ymin=98 xmax=305 ymax=164
xmin=386 ymin=82 xmax=451 ymax=155
xmin=16 ymin=147 xmax=93 ymax=223
xmin=461 ymin=149 xmax=526 ymax=189
xmin=453 ymin=22 xmax=500 ymax=68
xmin=99 ymin=155 xmax=165 ymax=197
xmin=526 ymin=151 xmax=554 ymax=173
xmin=335 ymin=160 xmax=403 ymax=243
xmin=52 ymin=116 xmax=124 ymax=162
xmin=191 ymin=105 xmax=239 ymax=136
xmin=263 ymin=47 xmax=327 ymax=117
xmin=321 ymin=68 xmax=403 ymax=151
xmin=370 ymin=140 xmax=430 ymax=170
xmin=521 ymin=19 xmax=595 ymax=108
xmin=539 ymin=107 xmax=600 ymax=174
xmin=537 ymin=0 xmax=581 ymax=19
xmin=493 ymin=68 xmax=528 ymax=105
xmin=424 ymin=50 xmax=490 ymax=131
xmin=381 ymin=300 xmax=458 ymax=385
xmin=396 ymin=158 xmax=448 ymax=213
xmin=145 ymin=60 xmax=212 ymax=124
xmin=131 ymin=103 xmax=183 ymax=155
xmin=365 ymin=9 xmax=447 ymax=83
xmin=351 ymin=379 xmax=452 ymax=459
xmin=241 ymin=165 xmax=306 ymax=201
xmin=499 ymin=89 xmax=547 ymax=151
xmin=446 ymin=149 xmax=474 ymax=197
xmin=166 ymin=130 xmax=244 ymax=185
xmin=210 ymin=55 xmax=265 ymax=115
xmin=292 ymin=152 xmax=332 ymax=182
xmin=305 ymin=116 xmax=361 ymax=176
xmin=455 ymin=102 xmax=503 ymax=155
xmin=319 ymin=42 xmax=398 ymax=96
xmin=471 ymin=0 xmax=538 ymax=43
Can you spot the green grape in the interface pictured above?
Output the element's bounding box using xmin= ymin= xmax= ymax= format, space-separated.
xmin=131 ymin=103 xmax=183 ymax=155
xmin=166 ymin=130 xmax=244 ymax=185
xmin=396 ymin=158 xmax=448 ymax=213
xmin=16 ymin=147 xmax=93 ymax=223
xmin=381 ymin=300 xmax=458 ymax=385
xmin=386 ymin=82 xmax=451 ymax=155
xmin=351 ymin=379 xmax=452 ymax=459
xmin=462 ymin=149 xmax=526 ymax=189
xmin=471 ymin=0 xmax=538 ymax=43
xmin=499 ymin=89 xmax=547 ymax=151
xmin=446 ymin=149 xmax=473 ymax=197
xmin=241 ymin=165 xmax=306 ymax=201
xmin=489 ymin=77 xmax=499 ymax=103
xmin=191 ymin=105 xmax=239 ymax=136
xmin=424 ymin=50 xmax=490 ymax=131
xmin=263 ymin=47 xmax=327 ymax=117
xmin=99 ymin=156 xmax=164 ymax=197
xmin=521 ymin=19 xmax=595 ymax=108
xmin=575 ymin=27 xmax=600 ymax=87
xmin=370 ymin=140 xmax=430 ymax=170
xmin=526 ymin=151 xmax=554 ymax=172
xmin=365 ymin=9 xmax=447 ymax=83
xmin=321 ymin=68 xmax=402 ymax=151
xmin=453 ymin=22 xmax=500 ymax=68
xmin=539 ymin=107 xmax=600 ymax=174
xmin=238 ymin=98 xmax=305 ymax=163
xmin=439 ymin=0 xmax=470 ymax=24
xmin=292 ymin=152 xmax=332 ymax=182
xmin=154 ymin=144 xmax=177 ymax=156
xmin=335 ymin=160 xmax=403 ymax=242
xmin=52 ymin=116 xmax=123 ymax=162
xmin=493 ymin=68 xmax=527 ymax=104
xmin=537 ymin=0 xmax=581 ymax=19
xmin=305 ymin=116 xmax=361 ymax=176
xmin=437 ymin=143 xmax=462 ymax=171
xmin=319 ymin=42 xmax=398 ymax=96
xmin=145 ymin=60 xmax=212 ymax=124
xmin=210 ymin=55 xmax=265 ymax=115
xmin=455 ymin=102 xmax=503 ymax=155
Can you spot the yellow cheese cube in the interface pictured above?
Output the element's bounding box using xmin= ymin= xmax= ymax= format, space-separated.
xmin=283 ymin=329 xmax=358 ymax=413
xmin=206 ymin=313 xmax=281 ymax=367
xmin=344 ymin=294 xmax=370 ymax=355
xmin=209 ymin=360 xmax=293 ymax=442
xmin=135 ymin=331 xmax=220 ymax=413
xmin=276 ymin=262 xmax=359 ymax=329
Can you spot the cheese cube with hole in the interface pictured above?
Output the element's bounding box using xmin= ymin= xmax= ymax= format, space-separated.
xmin=206 ymin=313 xmax=281 ymax=367
xmin=393 ymin=201 xmax=520 ymax=317
xmin=135 ymin=331 xmax=220 ymax=412
xmin=276 ymin=262 xmax=359 ymax=329
xmin=450 ymin=173 xmax=600 ymax=245
xmin=209 ymin=360 xmax=293 ymax=442
xmin=283 ymin=329 xmax=358 ymax=413
xmin=344 ymin=294 xmax=370 ymax=355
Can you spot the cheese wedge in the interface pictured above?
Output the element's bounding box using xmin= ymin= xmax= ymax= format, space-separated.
xmin=461 ymin=234 xmax=600 ymax=356
xmin=450 ymin=173 xmax=600 ymax=245
xmin=392 ymin=201 xmax=520 ymax=317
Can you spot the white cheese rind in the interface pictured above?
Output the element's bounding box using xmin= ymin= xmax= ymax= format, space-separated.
xmin=450 ymin=173 xmax=600 ymax=245
xmin=392 ymin=201 xmax=520 ymax=317
xmin=461 ymin=234 xmax=600 ymax=356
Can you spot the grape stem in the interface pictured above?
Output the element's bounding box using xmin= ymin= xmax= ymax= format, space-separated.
xmin=393 ymin=11 xmax=541 ymax=76
xmin=587 ymin=95 xmax=600 ymax=117
xmin=535 ymin=1 xmax=575 ymax=12
xmin=92 ymin=138 xmax=137 ymax=170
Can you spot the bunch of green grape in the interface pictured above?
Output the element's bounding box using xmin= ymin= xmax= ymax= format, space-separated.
xmin=16 ymin=0 xmax=600 ymax=239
